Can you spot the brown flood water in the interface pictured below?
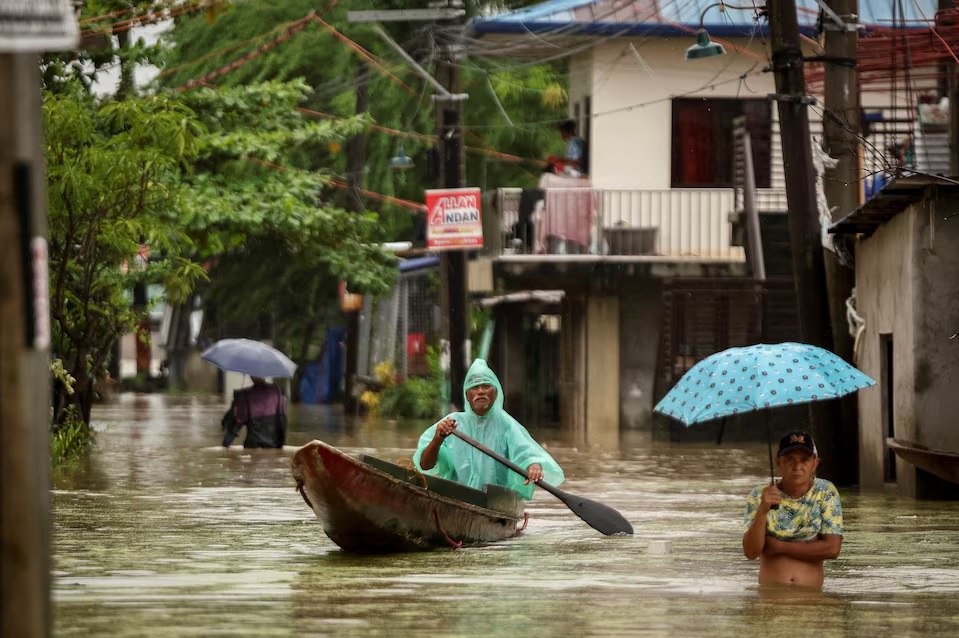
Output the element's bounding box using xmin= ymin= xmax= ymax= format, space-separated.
xmin=52 ymin=394 xmax=959 ymax=636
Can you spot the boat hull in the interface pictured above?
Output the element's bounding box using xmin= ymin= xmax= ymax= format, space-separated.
xmin=887 ymin=438 xmax=959 ymax=486
xmin=291 ymin=440 xmax=525 ymax=553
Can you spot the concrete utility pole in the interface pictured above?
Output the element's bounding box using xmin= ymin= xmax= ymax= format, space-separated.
xmin=349 ymin=2 xmax=469 ymax=410
xmin=0 ymin=54 xmax=51 ymax=638
xmin=941 ymin=0 xmax=959 ymax=174
xmin=2 ymin=6 xmax=76 ymax=633
xmin=821 ymin=0 xmax=860 ymax=485
xmin=434 ymin=48 xmax=469 ymax=411
xmin=344 ymin=61 xmax=368 ymax=412
xmin=766 ymin=0 xmax=842 ymax=476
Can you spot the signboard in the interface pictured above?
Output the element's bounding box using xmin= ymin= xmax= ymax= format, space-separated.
xmin=0 ymin=0 xmax=79 ymax=53
xmin=425 ymin=187 xmax=483 ymax=250
xmin=338 ymin=281 xmax=363 ymax=312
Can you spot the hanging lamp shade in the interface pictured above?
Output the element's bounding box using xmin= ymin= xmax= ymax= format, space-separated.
xmin=685 ymin=29 xmax=727 ymax=60
xmin=389 ymin=146 xmax=414 ymax=170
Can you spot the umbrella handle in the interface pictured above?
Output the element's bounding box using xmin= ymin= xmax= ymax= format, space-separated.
xmin=765 ymin=414 xmax=779 ymax=510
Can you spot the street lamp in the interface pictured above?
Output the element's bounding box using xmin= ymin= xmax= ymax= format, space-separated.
xmin=389 ymin=145 xmax=414 ymax=170
xmin=684 ymin=2 xmax=753 ymax=60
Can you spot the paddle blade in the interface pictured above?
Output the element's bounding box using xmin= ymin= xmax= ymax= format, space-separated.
xmin=551 ymin=486 xmax=633 ymax=536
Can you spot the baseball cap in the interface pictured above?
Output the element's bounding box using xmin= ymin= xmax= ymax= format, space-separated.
xmin=777 ymin=431 xmax=818 ymax=457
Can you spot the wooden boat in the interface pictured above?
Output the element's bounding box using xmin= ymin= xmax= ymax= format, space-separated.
xmin=291 ymin=439 xmax=527 ymax=553
xmin=887 ymin=438 xmax=959 ymax=485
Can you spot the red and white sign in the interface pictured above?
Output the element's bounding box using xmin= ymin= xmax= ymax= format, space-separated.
xmin=426 ymin=188 xmax=483 ymax=250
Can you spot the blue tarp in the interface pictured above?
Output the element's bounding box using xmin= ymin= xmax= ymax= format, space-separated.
xmin=299 ymin=327 xmax=346 ymax=405
xmin=399 ymin=255 xmax=440 ymax=273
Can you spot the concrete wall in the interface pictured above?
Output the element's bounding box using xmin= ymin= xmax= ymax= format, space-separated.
xmin=587 ymin=36 xmax=777 ymax=189
xmin=858 ymin=195 xmax=959 ymax=496
xmin=856 ymin=207 xmax=916 ymax=493
xmin=560 ymin=294 xmax=587 ymax=439
xmin=619 ymin=280 xmax=664 ymax=430
xmin=585 ymin=295 xmax=620 ymax=445
xmin=913 ymin=195 xmax=959 ymax=452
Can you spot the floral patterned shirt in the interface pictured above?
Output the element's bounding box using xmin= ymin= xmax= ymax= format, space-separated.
xmin=743 ymin=477 xmax=843 ymax=541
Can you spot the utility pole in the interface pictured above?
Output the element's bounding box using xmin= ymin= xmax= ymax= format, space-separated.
xmin=766 ymin=0 xmax=842 ymax=476
xmin=1 ymin=53 xmax=52 ymax=638
xmin=343 ymin=61 xmax=368 ymax=413
xmin=435 ymin=44 xmax=469 ymax=411
xmin=1 ymin=6 xmax=76 ymax=635
xmin=941 ymin=0 xmax=959 ymax=174
xmin=822 ymin=0 xmax=860 ymax=485
xmin=348 ymin=2 xmax=469 ymax=410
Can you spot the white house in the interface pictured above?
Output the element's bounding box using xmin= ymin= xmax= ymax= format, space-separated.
xmin=465 ymin=0 xmax=949 ymax=444
xmin=473 ymin=0 xmax=941 ymax=255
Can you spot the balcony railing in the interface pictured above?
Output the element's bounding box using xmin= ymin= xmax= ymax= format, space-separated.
xmin=496 ymin=187 xmax=774 ymax=259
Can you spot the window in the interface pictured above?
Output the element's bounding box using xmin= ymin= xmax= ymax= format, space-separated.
xmin=671 ymin=97 xmax=772 ymax=188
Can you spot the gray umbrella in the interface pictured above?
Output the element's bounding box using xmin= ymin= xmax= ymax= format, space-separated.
xmin=201 ymin=339 xmax=297 ymax=378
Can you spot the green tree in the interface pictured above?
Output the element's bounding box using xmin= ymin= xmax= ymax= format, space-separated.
xmin=175 ymin=80 xmax=397 ymax=361
xmin=45 ymin=84 xmax=207 ymax=425
xmin=157 ymin=0 xmax=567 ymax=214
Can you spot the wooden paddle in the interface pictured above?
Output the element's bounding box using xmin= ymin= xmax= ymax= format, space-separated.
xmin=450 ymin=429 xmax=634 ymax=536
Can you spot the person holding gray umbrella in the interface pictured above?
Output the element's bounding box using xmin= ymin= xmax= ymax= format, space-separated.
xmin=222 ymin=376 xmax=287 ymax=448
xmin=202 ymin=339 xmax=295 ymax=448
xmin=742 ymin=430 xmax=843 ymax=588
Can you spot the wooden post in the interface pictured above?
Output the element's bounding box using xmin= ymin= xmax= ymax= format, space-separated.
xmin=344 ymin=62 xmax=368 ymax=412
xmin=822 ymin=0 xmax=860 ymax=485
xmin=436 ymin=46 xmax=468 ymax=411
xmin=0 ymin=53 xmax=51 ymax=638
xmin=767 ymin=0 xmax=842 ymax=475
xmin=941 ymin=0 xmax=959 ymax=175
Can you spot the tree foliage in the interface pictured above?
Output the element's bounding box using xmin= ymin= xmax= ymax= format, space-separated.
xmin=45 ymin=84 xmax=207 ymax=424
xmin=157 ymin=0 xmax=568 ymax=211
xmin=175 ymin=80 xmax=398 ymax=358
xmin=45 ymin=75 xmax=398 ymax=422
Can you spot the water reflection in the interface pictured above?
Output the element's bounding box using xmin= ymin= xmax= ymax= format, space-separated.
xmin=51 ymin=394 xmax=959 ymax=636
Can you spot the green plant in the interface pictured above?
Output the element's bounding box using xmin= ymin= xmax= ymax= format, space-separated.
xmin=51 ymin=412 xmax=90 ymax=467
xmin=50 ymin=358 xmax=92 ymax=466
xmin=370 ymin=346 xmax=443 ymax=420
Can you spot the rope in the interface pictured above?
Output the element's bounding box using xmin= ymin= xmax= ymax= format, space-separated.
xmin=396 ymin=457 xmax=429 ymax=489
xmin=516 ymin=512 xmax=529 ymax=533
xmin=845 ymin=288 xmax=865 ymax=365
xmin=812 ymin=139 xmax=839 ymax=255
xmin=432 ymin=506 xmax=463 ymax=549
xmin=295 ymin=481 xmax=314 ymax=510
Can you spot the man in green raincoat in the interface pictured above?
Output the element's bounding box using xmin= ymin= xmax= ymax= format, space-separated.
xmin=414 ymin=359 xmax=564 ymax=500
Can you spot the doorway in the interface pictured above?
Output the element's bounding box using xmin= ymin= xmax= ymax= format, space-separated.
xmin=880 ymin=333 xmax=895 ymax=482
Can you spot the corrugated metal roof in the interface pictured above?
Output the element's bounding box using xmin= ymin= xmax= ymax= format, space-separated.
xmin=472 ymin=0 xmax=939 ymax=37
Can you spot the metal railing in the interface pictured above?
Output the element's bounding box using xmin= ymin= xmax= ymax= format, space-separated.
xmin=495 ymin=186 xmax=752 ymax=259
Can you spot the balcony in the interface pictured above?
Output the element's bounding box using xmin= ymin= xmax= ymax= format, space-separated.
xmin=494 ymin=186 xmax=765 ymax=260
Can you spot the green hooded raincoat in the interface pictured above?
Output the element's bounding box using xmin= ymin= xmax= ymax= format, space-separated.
xmin=413 ymin=359 xmax=565 ymax=500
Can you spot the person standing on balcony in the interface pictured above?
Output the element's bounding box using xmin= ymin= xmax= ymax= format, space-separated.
xmin=550 ymin=119 xmax=587 ymax=177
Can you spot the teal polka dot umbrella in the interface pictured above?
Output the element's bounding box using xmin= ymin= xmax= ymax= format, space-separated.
xmin=654 ymin=342 xmax=876 ymax=426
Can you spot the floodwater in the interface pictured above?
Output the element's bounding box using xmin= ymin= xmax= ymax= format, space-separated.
xmin=53 ymin=394 xmax=959 ymax=636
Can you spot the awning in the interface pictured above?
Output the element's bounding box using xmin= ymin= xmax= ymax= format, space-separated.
xmin=829 ymin=174 xmax=959 ymax=237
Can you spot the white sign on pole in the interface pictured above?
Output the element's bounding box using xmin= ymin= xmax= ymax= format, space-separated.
xmin=0 ymin=0 xmax=79 ymax=53
xmin=31 ymin=237 xmax=50 ymax=351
